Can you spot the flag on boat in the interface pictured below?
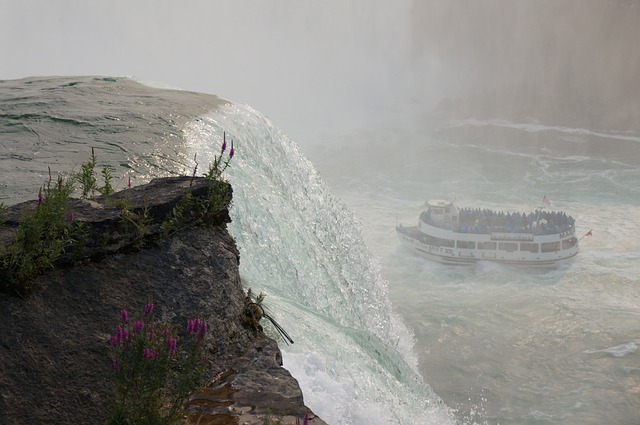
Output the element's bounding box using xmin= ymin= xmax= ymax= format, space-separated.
xmin=542 ymin=194 xmax=551 ymax=207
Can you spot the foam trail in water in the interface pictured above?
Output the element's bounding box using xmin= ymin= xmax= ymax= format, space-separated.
xmin=447 ymin=118 xmax=640 ymax=142
xmin=584 ymin=339 xmax=640 ymax=358
xmin=182 ymin=102 xmax=457 ymax=425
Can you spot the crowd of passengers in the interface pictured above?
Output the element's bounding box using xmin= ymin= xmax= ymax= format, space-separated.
xmin=421 ymin=208 xmax=575 ymax=235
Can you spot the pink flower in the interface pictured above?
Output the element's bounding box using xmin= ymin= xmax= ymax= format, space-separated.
xmin=143 ymin=303 xmax=154 ymax=317
xmin=110 ymin=325 xmax=130 ymax=346
xmin=120 ymin=309 xmax=129 ymax=323
xmin=188 ymin=318 xmax=208 ymax=343
xmin=69 ymin=210 xmax=75 ymax=222
xmin=221 ymin=132 xmax=227 ymax=154
xmin=229 ymin=141 xmax=235 ymax=159
xmin=143 ymin=348 xmax=155 ymax=360
xmin=132 ymin=320 xmax=144 ymax=333
xmin=109 ymin=334 xmax=119 ymax=347
xmin=166 ymin=337 xmax=177 ymax=357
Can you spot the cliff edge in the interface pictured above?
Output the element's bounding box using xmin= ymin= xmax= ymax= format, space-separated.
xmin=0 ymin=177 xmax=326 ymax=424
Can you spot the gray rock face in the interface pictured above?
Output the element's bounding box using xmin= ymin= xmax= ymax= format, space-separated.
xmin=0 ymin=177 xmax=325 ymax=425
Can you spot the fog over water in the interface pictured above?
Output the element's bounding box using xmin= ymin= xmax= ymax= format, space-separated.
xmin=2 ymin=1 xmax=638 ymax=142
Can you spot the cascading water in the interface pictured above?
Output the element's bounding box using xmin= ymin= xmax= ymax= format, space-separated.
xmin=183 ymin=103 xmax=457 ymax=425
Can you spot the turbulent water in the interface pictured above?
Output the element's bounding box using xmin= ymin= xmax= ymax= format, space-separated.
xmin=307 ymin=118 xmax=640 ymax=424
xmin=2 ymin=77 xmax=639 ymax=425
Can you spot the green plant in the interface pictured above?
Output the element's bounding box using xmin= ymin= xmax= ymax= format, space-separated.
xmin=99 ymin=166 xmax=114 ymax=196
xmin=162 ymin=134 xmax=235 ymax=234
xmin=77 ymin=147 xmax=98 ymax=198
xmin=161 ymin=192 xmax=200 ymax=235
xmin=242 ymin=290 xmax=293 ymax=345
xmin=107 ymin=301 xmax=208 ymax=425
xmin=204 ymin=180 xmax=233 ymax=225
xmin=0 ymin=171 xmax=77 ymax=296
xmin=76 ymin=148 xmax=114 ymax=198
xmin=0 ymin=202 xmax=6 ymax=226
xmin=204 ymin=131 xmax=234 ymax=180
xmin=120 ymin=199 xmax=154 ymax=249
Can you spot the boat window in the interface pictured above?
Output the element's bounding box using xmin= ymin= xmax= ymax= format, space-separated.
xmin=434 ymin=237 xmax=455 ymax=248
xmin=520 ymin=242 xmax=539 ymax=253
xmin=419 ymin=234 xmax=455 ymax=248
xmin=456 ymin=240 xmax=475 ymax=249
xmin=541 ymin=242 xmax=561 ymax=252
xmin=477 ymin=241 xmax=497 ymax=250
xmin=562 ymin=237 xmax=578 ymax=249
xmin=498 ymin=242 xmax=518 ymax=252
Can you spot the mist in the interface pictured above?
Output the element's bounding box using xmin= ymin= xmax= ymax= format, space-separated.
xmin=410 ymin=0 xmax=640 ymax=132
xmin=2 ymin=0 xmax=639 ymax=146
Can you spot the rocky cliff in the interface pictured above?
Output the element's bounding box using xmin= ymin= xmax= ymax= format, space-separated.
xmin=0 ymin=177 xmax=326 ymax=425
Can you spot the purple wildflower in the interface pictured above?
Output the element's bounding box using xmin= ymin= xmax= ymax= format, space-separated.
xmin=127 ymin=176 xmax=132 ymax=189
xmin=69 ymin=210 xmax=75 ymax=222
xmin=303 ymin=414 xmax=309 ymax=425
xmin=143 ymin=348 xmax=155 ymax=361
xmin=109 ymin=334 xmax=119 ymax=347
xmin=110 ymin=324 xmax=129 ymax=346
xmin=115 ymin=325 xmax=124 ymax=344
xmin=188 ymin=318 xmax=208 ymax=343
xmin=132 ymin=320 xmax=144 ymax=333
xmin=166 ymin=337 xmax=177 ymax=357
xmin=120 ymin=309 xmax=129 ymax=323
xmin=143 ymin=303 xmax=154 ymax=317
xmin=37 ymin=188 xmax=43 ymax=206
xmin=229 ymin=141 xmax=235 ymax=159
xmin=221 ymin=132 xmax=227 ymax=155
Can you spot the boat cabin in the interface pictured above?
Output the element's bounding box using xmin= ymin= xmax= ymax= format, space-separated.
xmin=426 ymin=199 xmax=459 ymax=228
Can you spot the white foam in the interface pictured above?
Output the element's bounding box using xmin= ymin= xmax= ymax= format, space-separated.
xmin=584 ymin=340 xmax=640 ymax=357
xmin=447 ymin=118 xmax=640 ymax=143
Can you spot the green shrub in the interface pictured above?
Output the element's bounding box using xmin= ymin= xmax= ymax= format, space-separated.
xmin=0 ymin=172 xmax=79 ymax=296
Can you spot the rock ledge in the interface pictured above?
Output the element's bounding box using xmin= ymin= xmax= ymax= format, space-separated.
xmin=0 ymin=177 xmax=326 ymax=425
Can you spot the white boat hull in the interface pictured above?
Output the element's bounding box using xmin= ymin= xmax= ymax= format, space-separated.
xmin=397 ymin=224 xmax=579 ymax=267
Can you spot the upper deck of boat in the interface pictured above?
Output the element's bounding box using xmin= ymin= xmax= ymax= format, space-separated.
xmin=421 ymin=206 xmax=576 ymax=236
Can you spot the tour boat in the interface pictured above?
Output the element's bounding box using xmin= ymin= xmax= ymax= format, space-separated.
xmin=396 ymin=199 xmax=581 ymax=266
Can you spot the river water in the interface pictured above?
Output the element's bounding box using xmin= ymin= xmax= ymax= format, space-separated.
xmin=306 ymin=119 xmax=640 ymax=424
